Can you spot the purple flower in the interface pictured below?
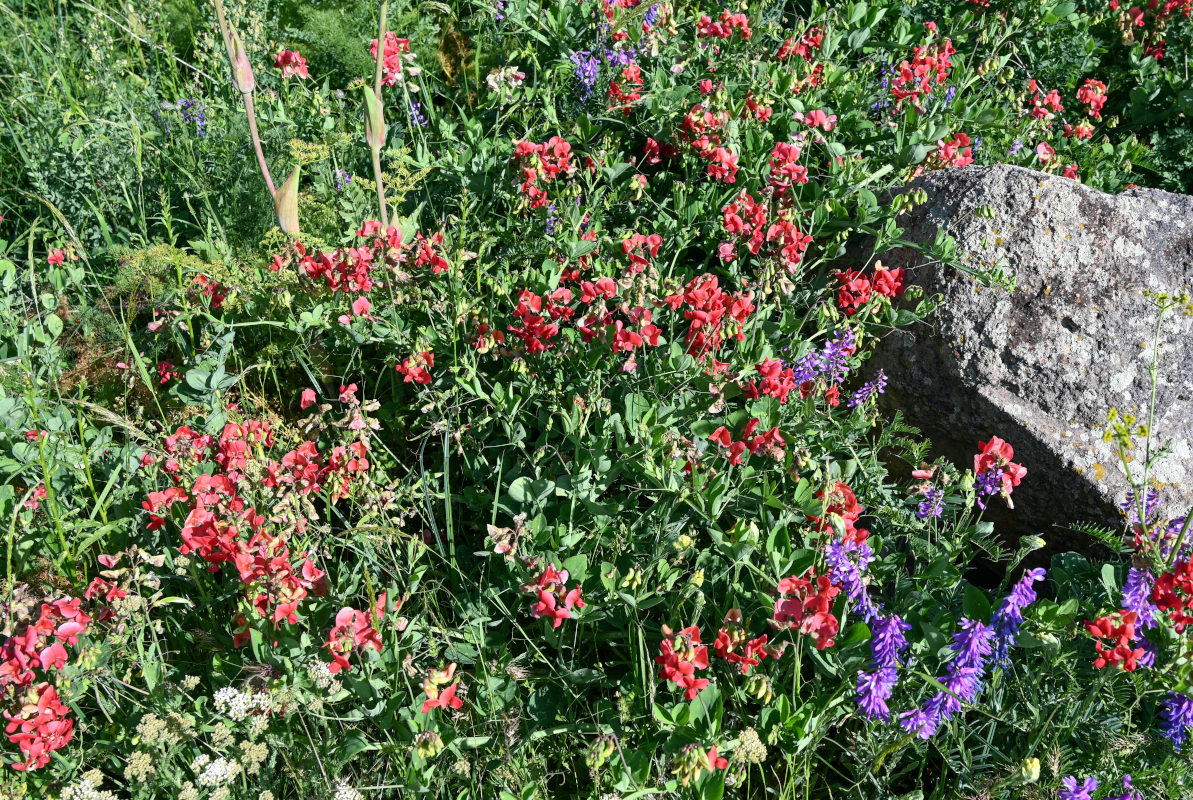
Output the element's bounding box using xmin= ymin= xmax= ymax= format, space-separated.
xmin=975 ymin=468 xmax=1003 ymax=509
xmin=856 ymin=667 xmax=898 ymax=719
xmin=1160 ymin=691 xmax=1193 ymax=750
xmin=1122 ymin=567 xmax=1158 ymax=631
xmin=178 ymin=98 xmax=208 ymax=137
xmin=1122 ymin=488 xmax=1161 ymax=524
xmin=848 ymin=370 xmax=887 ymax=408
xmin=1009 ymin=138 xmax=1024 ymax=156
xmin=791 ymin=329 xmax=856 ymax=386
xmin=855 ymin=615 xmax=910 ymax=720
xmin=1107 ymin=775 xmax=1143 ymax=800
xmin=1058 ymin=777 xmax=1099 ymax=800
xmin=826 ymin=539 xmax=879 ymax=621
xmin=870 ymin=614 xmax=911 ymax=667
xmin=333 ymin=169 xmax=352 ymax=192
xmin=408 ymin=99 xmax=428 ymax=128
xmin=991 ymin=568 xmax=1045 ymax=667
xmin=570 ymin=51 xmax=601 ymax=101
xmin=643 ymin=4 xmax=660 ymax=28
xmin=916 ymin=487 xmax=944 ymax=520
xmin=900 ymin=619 xmax=993 ymax=738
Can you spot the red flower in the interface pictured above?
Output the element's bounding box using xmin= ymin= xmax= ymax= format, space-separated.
xmin=273 ymin=49 xmax=309 ymax=79
xmin=523 ymin=564 xmax=586 ymax=628
xmin=1084 ymin=611 xmax=1145 ymax=670
xmin=872 ymin=263 xmax=906 ymax=298
xmin=655 ymin=625 xmax=710 ymax=699
xmin=47 ymin=250 xmax=65 ymax=266
xmin=396 ymin=352 xmax=435 ymax=385
xmin=421 ymin=663 xmax=464 ymax=713
xmin=325 ymin=603 xmax=384 ymax=674
xmin=835 ymin=270 xmax=872 ymax=316
xmin=773 ymin=572 xmax=841 ymax=649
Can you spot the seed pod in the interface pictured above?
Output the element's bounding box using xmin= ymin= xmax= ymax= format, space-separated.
xmin=275 ymin=165 xmax=301 ymax=236
xmin=363 ymin=88 xmax=386 ymax=151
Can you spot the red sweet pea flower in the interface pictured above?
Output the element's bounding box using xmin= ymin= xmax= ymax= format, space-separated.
xmin=835 ymin=270 xmax=872 ymax=315
xmin=872 ymin=263 xmax=906 ymax=298
xmin=1152 ymin=560 xmax=1193 ymax=632
xmin=523 ymin=564 xmax=586 ymax=628
xmin=808 ymin=481 xmax=869 ymax=544
xmin=47 ymin=250 xmax=65 ymax=266
xmin=273 ymin=49 xmax=309 ymax=79
xmin=773 ymin=572 xmax=841 ymax=649
xmin=396 ymin=352 xmax=435 ymax=385
xmin=1084 ymin=611 xmax=1145 ymax=670
xmin=655 ymin=625 xmax=711 ymax=699
xmin=421 ymin=663 xmax=465 ymax=713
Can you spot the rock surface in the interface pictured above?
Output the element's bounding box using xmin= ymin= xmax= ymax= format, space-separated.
xmin=871 ymin=164 xmax=1193 ymax=543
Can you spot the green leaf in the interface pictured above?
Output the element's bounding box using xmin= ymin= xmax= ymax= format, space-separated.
xmin=963 ymin=585 xmax=992 ymax=621
xmin=44 ymin=313 xmax=63 ymax=340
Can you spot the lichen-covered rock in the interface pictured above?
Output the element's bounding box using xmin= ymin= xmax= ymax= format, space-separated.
xmin=872 ymin=164 xmax=1193 ymax=543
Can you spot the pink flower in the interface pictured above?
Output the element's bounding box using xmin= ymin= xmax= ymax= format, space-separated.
xmin=47 ymin=250 xmax=65 ymax=266
xmin=352 ymin=296 xmax=372 ymax=317
xmin=300 ymin=388 xmax=317 ymax=409
xmin=273 ymin=50 xmax=309 ymax=79
xmin=1035 ymin=142 xmax=1056 ymax=163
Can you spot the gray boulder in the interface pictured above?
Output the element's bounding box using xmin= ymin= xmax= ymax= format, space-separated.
xmin=871 ymin=164 xmax=1193 ymax=543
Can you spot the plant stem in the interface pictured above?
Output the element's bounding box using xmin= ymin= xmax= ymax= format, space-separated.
xmin=243 ymin=93 xmax=276 ymax=196
xmin=372 ymin=0 xmax=390 ymax=227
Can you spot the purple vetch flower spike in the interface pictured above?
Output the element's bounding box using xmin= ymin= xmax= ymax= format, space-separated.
xmin=848 ymin=370 xmax=887 ymax=408
xmin=408 ymin=99 xmax=428 ymax=128
xmin=856 ymin=667 xmax=897 ymax=720
xmin=1058 ymin=776 xmax=1099 ymax=800
xmin=975 ymin=468 xmax=1003 ymax=509
xmin=855 ymin=615 xmax=910 ymax=720
xmin=991 ymin=567 xmax=1046 ymax=667
xmin=826 ymin=539 xmax=879 ymax=621
xmin=1160 ymin=691 xmax=1193 ymax=750
xmin=899 ymin=619 xmax=993 ymax=738
xmin=570 ymin=51 xmax=601 ymax=101
xmin=917 ymin=487 xmax=945 ymax=519
xmin=1122 ymin=567 xmax=1158 ymax=631
xmin=1122 ymin=488 xmax=1162 ymax=524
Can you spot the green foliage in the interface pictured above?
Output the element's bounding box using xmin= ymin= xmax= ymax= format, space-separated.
xmin=0 ymin=0 xmax=1191 ymax=798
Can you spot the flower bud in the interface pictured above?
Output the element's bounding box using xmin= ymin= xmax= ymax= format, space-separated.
xmin=415 ymin=731 xmax=444 ymax=758
xmin=274 ymin=165 xmax=301 ymax=236
xmin=363 ymin=88 xmax=386 ymax=151
xmin=227 ymin=30 xmax=256 ymax=94
xmin=1018 ymin=757 xmax=1041 ymax=784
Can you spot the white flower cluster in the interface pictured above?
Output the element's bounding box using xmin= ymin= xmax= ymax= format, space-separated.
xmin=191 ymin=754 xmax=243 ymax=787
xmin=332 ymin=782 xmax=364 ymax=800
xmin=307 ymin=660 xmax=342 ymax=695
xmin=61 ymin=772 xmax=117 ymax=800
xmin=213 ymin=686 xmax=271 ymax=722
